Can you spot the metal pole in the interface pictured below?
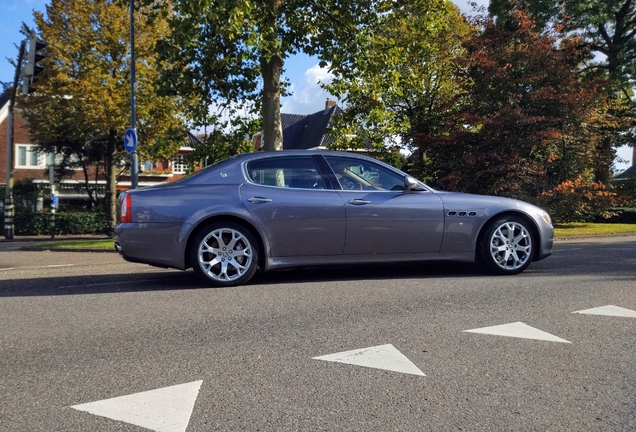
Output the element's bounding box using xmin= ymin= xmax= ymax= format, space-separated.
xmin=4 ymin=40 xmax=26 ymax=239
xmin=4 ymin=110 xmax=15 ymax=240
xmin=49 ymin=157 xmax=56 ymax=238
xmin=129 ymin=0 xmax=138 ymax=189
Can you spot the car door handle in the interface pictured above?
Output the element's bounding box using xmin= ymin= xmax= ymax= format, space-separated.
xmin=247 ymin=197 xmax=273 ymax=204
xmin=348 ymin=199 xmax=371 ymax=205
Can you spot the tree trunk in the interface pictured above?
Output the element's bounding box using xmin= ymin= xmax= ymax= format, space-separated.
xmin=260 ymin=0 xmax=283 ymax=152
xmin=261 ymin=54 xmax=283 ymax=152
xmin=104 ymin=130 xmax=118 ymax=234
xmin=594 ymin=135 xmax=614 ymax=185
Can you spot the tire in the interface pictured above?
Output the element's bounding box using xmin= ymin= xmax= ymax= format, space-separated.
xmin=478 ymin=216 xmax=534 ymax=275
xmin=190 ymin=222 xmax=259 ymax=287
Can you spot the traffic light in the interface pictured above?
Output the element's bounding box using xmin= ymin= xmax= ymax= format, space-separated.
xmin=22 ymin=37 xmax=47 ymax=95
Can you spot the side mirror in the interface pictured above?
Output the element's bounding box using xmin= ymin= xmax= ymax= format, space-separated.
xmin=405 ymin=175 xmax=426 ymax=191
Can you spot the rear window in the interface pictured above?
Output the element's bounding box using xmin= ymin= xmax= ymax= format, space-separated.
xmin=246 ymin=156 xmax=325 ymax=189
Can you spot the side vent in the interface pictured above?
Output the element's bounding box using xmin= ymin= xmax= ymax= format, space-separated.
xmin=447 ymin=210 xmax=478 ymax=217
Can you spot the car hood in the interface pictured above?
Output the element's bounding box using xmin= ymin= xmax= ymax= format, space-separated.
xmin=433 ymin=190 xmax=548 ymax=217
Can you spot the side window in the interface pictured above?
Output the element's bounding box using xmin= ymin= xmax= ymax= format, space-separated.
xmin=246 ymin=156 xmax=325 ymax=189
xmin=324 ymin=156 xmax=406 ymax=191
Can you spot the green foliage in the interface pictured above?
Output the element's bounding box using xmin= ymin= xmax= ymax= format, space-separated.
xmin=2 ymin=180 xmax=49 ymax=213
xmin=599 ymin=208 xmax=636 ymax=224
xmin=322 ymin=1 xmax=475 ymax=152
xmin=416 ymin=10 xmax=614 ymax=210
xmin=378 ymin=149 xmax=408 ymax=171
xmin=147 ymin=0 xmax=430 ymax=152
xmin=21 ymin=0 xmax=187 ymax=225
xmin=14 ymin=210 xmax=109 ymax=236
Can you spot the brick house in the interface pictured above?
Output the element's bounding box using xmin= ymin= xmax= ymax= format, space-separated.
xmin=1 ymin=89 xmax=194 ymax=209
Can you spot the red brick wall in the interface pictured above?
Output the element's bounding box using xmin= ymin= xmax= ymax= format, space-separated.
xmin=1 ymin=104 xmax=47 ymax=183
xmin=1 ymin=105 xmax=105 ymax=184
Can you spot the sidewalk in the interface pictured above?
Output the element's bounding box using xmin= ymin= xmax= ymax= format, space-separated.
xmin=0 ymin=234 xmax=110 ymax=243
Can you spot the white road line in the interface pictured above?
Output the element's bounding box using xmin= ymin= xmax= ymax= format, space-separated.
xmin=314 ymin=344 xmax=425 ymax=376
xmin=72 ymin=380 xmax=202 ymax=432
xmin=463 ymin=322 xmax=571 ymax=343
xmin=573 ymin=305 xmax=636 ymax=318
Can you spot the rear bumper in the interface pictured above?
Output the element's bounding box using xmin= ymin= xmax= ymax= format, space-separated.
xmin=113 ymin=223 xmax=187 ymax=270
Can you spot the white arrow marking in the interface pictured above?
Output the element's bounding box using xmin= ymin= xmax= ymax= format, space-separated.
xmin=313 ymin=344 xmax=425 ymax=376
xmin=71 ymin=380 xmax=202 ymax=432
xmin=573 ymin=305 xmax=636 ymax=318
xmin=463 ymin=322 xmax=571 ymax=343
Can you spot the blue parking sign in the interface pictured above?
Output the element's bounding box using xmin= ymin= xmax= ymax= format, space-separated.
xmin=124 ymin=128 xmax=138 ymax=153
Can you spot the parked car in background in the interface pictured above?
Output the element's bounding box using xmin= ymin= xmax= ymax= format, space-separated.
xmin=113 ymin=151 xmax=554 ymax=287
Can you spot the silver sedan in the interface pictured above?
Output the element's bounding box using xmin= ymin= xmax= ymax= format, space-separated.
xmin=113 ymin=151 xmax=554 ymax=287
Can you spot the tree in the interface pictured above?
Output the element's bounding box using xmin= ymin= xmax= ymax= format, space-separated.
xmin=489 ymin=0 xmax=636 ymax=184
xmin=183 ymin=126 xmax=254 ymax=173
xmin=21 ymin=0 xmax=186 ymax=228
xmin=416 ymin=10 xmax=611 ymax=209
xmin=320 ymin=1 xmax=474 ymax=175
xmin=147 ymin=0 xmax=446 ymax=152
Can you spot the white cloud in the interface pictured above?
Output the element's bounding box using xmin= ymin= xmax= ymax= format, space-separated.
xmin=281 ymin=63 xmax=336 ymax=115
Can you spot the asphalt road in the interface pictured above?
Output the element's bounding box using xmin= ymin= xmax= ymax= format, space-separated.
xmin=1 ymin=236 xmax=635 ymax=431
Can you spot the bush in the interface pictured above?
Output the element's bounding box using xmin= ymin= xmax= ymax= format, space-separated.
xmin=11 ymin=210 xmax=110 ymax=236
xmin=537 ymin=178 xmax=626 ymax=223
xmin=595 ymin=208 xmax=636 ymax=224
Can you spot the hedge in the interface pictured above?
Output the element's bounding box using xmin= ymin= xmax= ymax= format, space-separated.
xmin=595 ymin=208 xmax=636 ymax=224
xmin=1 ymin=211 xmax=110 ymax=236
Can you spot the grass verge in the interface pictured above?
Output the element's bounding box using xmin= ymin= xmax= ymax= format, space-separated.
xmin=554 ymin=223 xmax=636 ymax=237
xmin=23 ymin=239 xmax=115 ymax=251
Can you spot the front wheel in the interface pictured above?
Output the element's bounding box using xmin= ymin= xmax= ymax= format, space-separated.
xmin=190 ymin=222 xmax=259 ymax=287
xmin=478 ymin=216 xmax=534 ymax=275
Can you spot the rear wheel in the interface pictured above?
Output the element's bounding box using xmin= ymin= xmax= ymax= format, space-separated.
xmin=190 ymin=222 xmax=258 ymax=287
xmin=478 ymin=216 xmax=534 ymax=275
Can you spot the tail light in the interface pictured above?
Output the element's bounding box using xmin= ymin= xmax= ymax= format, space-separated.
xmin=119 ymin=193 xmax=132 ymax=223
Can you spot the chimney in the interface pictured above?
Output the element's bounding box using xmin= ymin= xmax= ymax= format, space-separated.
xmin=325 ymin=98 xmax=337 ymax=112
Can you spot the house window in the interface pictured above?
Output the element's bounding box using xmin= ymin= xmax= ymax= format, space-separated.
xmin=16 ymin=144 xmax=44 ymax=169
xmin=172 ymin=154 xmax=186 ymax=174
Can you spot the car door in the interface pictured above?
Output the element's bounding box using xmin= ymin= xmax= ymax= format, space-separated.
xmin=323 ymin=155 xmax=444 ymax=254
xmin=240 ymin=155 xmax=346 ymax=257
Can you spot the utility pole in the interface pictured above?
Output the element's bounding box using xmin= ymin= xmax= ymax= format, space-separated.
xmin=4 ymin=40 xmax=26 ymax=240
xmin=129 ymin=0 xmax=138 ymax=189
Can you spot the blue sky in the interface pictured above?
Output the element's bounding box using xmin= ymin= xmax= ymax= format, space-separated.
xmin=0 ymin=0 xmax=631 ymax=169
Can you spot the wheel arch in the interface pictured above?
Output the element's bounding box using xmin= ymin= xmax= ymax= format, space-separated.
xmin=476 ymin=211 xmax=541 ymax=261
xmin=184 ymin=215 xmax=267 ymax=271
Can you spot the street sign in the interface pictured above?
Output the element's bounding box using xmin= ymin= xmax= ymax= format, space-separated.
xmin=124 ymin=128 xmax=138 ymax=153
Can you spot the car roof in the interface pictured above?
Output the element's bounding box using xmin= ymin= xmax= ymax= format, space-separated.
xmin=180 ymin=150 xmax=405 ymax=186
